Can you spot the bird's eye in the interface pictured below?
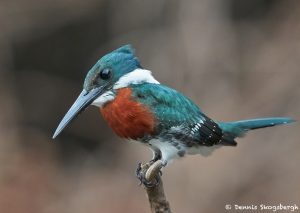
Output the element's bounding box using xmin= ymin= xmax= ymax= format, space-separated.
xmin=99 ymin=68 xmax=112 ymax=80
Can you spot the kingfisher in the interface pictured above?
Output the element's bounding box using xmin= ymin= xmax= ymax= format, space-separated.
xmin=53 ymin=45 xmax=294 ymax=167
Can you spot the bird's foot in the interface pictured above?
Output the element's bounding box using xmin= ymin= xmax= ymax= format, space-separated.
xmin=149 ymin=159 xmax=158 ymax=165
xmin=149 ymin=151 xmax=162 ymax=164
xmin=136 ymin=160 xmax=166 ymax=188
xmin=136 ymin=162 xmax=143 ymax=184
xmin=136 ymin=162 xmax=159 ymax=188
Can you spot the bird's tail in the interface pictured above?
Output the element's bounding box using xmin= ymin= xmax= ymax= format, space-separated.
xmin=217 ymin=117 xmax=295 ymax=145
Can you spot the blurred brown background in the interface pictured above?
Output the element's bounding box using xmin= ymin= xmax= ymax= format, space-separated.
xmin=0 ymin=0 xmax=299 ymax=212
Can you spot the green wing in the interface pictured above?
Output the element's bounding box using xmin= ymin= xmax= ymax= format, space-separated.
xmin=130 ymin=83 xmax=231 ymax=146
xmin=130 ymin=83 xmax=201 ymax=127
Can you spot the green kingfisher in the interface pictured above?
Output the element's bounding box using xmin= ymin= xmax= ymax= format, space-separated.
xmin=53 ymin=45 xmax=294 ymax=165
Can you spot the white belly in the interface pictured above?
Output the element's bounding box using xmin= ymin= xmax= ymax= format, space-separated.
xmin=148 ymin=139 xmax=181 ymax=162
xmin=148 ymin=139 xmax=221 ymax=162
xmin=186 ymin=145 xmax=221 ymax=157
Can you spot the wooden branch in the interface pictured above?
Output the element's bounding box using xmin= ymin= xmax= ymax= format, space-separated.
xmin=137 ymin=160 xmax=172 ymax=213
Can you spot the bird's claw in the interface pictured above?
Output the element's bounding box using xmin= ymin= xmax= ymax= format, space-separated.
xmin=136 ymin=162 xmax=161 ymax=188
xmin=136 ymin=162 xmax=143 ymax=185
xmin=149 ymin=159 xmax=156 ymax=164
xmin=150 ymin=151 xmax=162 ymax=164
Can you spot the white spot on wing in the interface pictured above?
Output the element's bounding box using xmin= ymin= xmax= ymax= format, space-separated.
xmin=113 ymin=68 xmax=160 ymax=89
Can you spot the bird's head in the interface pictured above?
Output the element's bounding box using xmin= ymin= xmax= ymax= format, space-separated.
xmin=53 ymin=44 xmax=142 ymax=138
xmin=83 ymin=44 xmax=141 ymax=92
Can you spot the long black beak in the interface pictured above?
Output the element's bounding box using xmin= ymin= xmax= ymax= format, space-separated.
xmin=52 ymin=87 xmax=104 ymax=139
